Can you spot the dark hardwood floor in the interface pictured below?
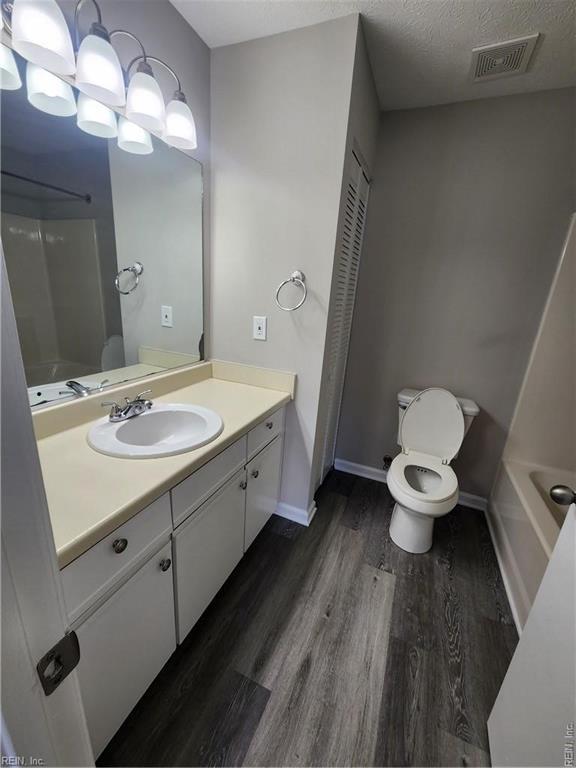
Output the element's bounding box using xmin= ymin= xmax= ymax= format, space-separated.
xmin=99 ymin=471 xmax=518 ymax=768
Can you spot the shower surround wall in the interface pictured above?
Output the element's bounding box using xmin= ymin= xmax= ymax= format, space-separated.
xmin=1 ymin=213 xmax=105 ymax=381
xmin=337 ymin=87 xmax=576 ymax=500
xmin=489 ymin=214 xmax=576 ymax=628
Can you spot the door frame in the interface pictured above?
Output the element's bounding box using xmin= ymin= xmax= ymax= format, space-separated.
xmin=1 ymin=253 xmax=94 ymax=766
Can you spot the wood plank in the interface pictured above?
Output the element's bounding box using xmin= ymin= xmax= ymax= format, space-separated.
xmin=375 ymin=636 xmax=432 ymax=766
xmin=437 ymin=730 xmax=491 ymax=767
xmin=244 ymin=530 xmax=395 ymax=767
xmin=98 ymin=667 xmax=269 ymax=767
xmin=376 ymin=638 xmax=492 ymax=767
xmin=231 ymin=491 xmax=347 ymax=683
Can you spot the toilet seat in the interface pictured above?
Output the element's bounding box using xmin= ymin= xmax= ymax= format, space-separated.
xmin=388 ymin=452 xmax=458 ymax=517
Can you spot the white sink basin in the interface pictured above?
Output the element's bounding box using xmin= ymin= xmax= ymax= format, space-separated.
xmin=87 ymin=404 xmax=223 ymax=458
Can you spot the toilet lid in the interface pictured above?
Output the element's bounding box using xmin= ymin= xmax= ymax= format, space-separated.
xmin=400 ymin=388 xmax=465 ymax=462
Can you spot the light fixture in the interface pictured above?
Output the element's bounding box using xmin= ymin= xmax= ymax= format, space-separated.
xmin=0 ymin=43 xmax=21 ymax=89
xmin=1 ymin=0 xmax=199 ymax=149
xmin=26 ymin=61 xmax=76 ymax=116
xmin=117 ymin=116 xmax=153 ymax=155
xmin=77 ymin=92 xmax=116 ymax=137
xmin=164 ymin=92 xmax=197 ymax=150
xmin=11 ymin=0 xmax=75 ymax=75
xmin=125 ymin=54 xmax=196 ymax=150
xmin=125 ymin=59 xmax=165 ymax=133
xmin=74 ymin=0 xmax=124 ymax=106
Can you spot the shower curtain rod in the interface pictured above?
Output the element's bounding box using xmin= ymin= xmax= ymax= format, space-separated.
xmin=1 ymin=171 xmax=92 ymax=203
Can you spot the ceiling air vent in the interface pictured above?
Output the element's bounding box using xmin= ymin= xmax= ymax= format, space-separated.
xmin=470 ymin=34 xmax=540 ymax=82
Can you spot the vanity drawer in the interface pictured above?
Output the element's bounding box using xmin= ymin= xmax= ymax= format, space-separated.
xmin=61 ymin=493 xmax=172 ymax=624
xmin=171 ymin=436 xmax=247 ymax=528
xmin=247 ymin=407 xmax=284 ymax=460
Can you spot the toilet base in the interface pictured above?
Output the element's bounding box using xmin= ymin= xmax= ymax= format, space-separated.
xmin=390 ymin=502 xmax=434 ymax=554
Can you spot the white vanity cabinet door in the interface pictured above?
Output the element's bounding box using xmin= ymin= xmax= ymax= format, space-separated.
xmin=173 ymin=469 xmax=246 ymax=643
xmin=245 ymin=435 xmax=282 ymax=550
xmin=75 ymin=542 xmax=176 ymax=758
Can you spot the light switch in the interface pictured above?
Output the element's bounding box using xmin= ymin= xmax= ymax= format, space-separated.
xmin=253 ymin=315 xmax=267 ymax=341
xmin=161 ymin=305 xmax=173 ymax=328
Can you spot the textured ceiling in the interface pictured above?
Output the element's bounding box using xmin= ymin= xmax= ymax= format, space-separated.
xmin=170 ymin=0 xmax=576 ymax=110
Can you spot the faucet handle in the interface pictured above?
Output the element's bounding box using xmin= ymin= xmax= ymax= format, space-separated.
xmin=101 ymin=400 xmax=121 ymax=412
xmin=135 ymin=389 xmax=152 ymax=401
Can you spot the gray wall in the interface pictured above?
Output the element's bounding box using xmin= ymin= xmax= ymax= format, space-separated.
xmin=337 ymin=87 xmax=576 ymax=498
xmin=210 ymin=16 xmax=361 ymax=515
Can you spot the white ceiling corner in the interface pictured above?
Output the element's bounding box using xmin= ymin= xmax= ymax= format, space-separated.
xmin=169 ymin=0 xmax=576 ymax=111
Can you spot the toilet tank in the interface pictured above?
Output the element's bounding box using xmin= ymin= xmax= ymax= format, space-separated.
xmin=396 ymin=388 xmax=479 ymax=449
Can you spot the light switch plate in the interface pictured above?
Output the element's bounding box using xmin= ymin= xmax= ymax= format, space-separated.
xmin=253 ymin=315 xmax=267 ymax=341
xmin=161 ymin=305 xmax=173 ymax=328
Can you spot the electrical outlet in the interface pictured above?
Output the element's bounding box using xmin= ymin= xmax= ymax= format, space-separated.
xmin=161 ymin=305 xmax=173 ymax=328
xmin=253 ymin=315 xmax=267 ymax=341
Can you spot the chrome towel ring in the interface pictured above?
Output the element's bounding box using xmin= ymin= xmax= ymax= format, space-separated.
xmin=115 ymin=262 xmax=144 ymax=295
xmin=275 ymin=270 xmax=307 ymax=311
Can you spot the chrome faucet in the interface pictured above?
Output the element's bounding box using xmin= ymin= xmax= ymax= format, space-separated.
xmin=60 ymin=379 xmax=110 ymax=398
xmin=102 ymin=390 xmax=153 ymax=422
xmin=63 ymin=380 xmax=91 ymax=397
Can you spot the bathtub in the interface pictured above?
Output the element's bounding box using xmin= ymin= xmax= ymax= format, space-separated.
xmin=25 ymin=360 xmax=101 ymax=408
xmin=489 ymin=459 xmax=575 ymax=630
xmin=26 ymin=360 xmax=99 ymax=387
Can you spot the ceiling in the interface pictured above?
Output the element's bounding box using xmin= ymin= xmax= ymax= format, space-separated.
xmin=169 ymin=0 xmax=576 ymax=111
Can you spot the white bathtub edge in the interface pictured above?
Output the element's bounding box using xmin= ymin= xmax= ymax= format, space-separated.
xmin=485 ymin=497 xmax=529 ymax=635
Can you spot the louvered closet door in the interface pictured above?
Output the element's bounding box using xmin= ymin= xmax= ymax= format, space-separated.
xmin=321 ymin=153 xmax=370 ymax=481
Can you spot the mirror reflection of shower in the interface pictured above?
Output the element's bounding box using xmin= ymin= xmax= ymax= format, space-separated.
xmin=1 ymin=48 xmax=204 ymax=408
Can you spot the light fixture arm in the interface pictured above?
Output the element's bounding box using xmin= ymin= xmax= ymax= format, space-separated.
xmin=126 ymin=54 xmax=182 ymax=95
xmin=73 ymin=0 xmax=103 ymax=49
xmin=1 ymin=0 xmax=13 ymax=34
xmin=109 ymin=29 xmax=147 ymax=64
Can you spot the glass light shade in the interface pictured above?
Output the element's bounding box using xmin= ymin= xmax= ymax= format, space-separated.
xmin=164 ymin=99 xmax=197 ymax=150
xmin=26 ymin=62 xmax=76 ymax=116
xmin=0 ymin=44 xmax=22 ymax=90
xmin=117 ymin=116 xmax=153 ymax=155
xmin=76 ymin=33 xmax=125 ymax=107
xmin=125 ymin=70 xmax=165 ymax=133
xmin=77 ymin=93 xmax=117 ymax=138
xmin=12 ymin=0 xmax=75 ymax=75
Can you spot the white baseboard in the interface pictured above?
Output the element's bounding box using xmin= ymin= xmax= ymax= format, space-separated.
xmin=334 ymin=458 xmax=388 ymax=483
xmin=334 ymin=458 xmax=487 ymax=512
xmin=275 ymin=500 xmax=317 ymax=527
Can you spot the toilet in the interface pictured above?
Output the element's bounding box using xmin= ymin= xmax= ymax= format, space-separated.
xmin=387 ymin=387 xmax=479 ymax=554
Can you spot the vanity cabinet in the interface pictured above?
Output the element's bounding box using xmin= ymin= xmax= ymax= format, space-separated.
xmin=71 ymin=406 xmax=286 ymax=756
xmin=173 ymin=469 xmax=246 ymax=643
xmin=245 ymin=435 xmax=283 ymax=550
xmin=75 ymin=541 xmax=176 ymax=758
xmin=61 ymin=494 xmax=172 ymax=624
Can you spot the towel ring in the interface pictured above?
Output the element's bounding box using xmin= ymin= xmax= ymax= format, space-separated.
xmin=275 ymin=270 xmax=307 ymax=311
xmin=115 ymin=262 xmax=144 ymax=295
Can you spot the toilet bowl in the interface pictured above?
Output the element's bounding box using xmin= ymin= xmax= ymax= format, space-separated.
xmin=388 ymin=388 xmax=469 ymax=554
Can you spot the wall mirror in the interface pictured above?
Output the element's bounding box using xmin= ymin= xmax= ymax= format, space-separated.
xmin=1 ymin=49 xmax=203 ymax=409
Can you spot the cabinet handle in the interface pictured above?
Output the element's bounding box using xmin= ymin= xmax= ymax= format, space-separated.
xmin=251 ymin=470 xmax=259 ymax=479
xmin=112 ymin=538 xmax=128 ymax=554
xmin=239 ymin=480 xmax=247 ymax=490
xmin=265 ymin=421 xmax=273 ymax=429
xmin=159 ymin=558 xmax=171 ymax=572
